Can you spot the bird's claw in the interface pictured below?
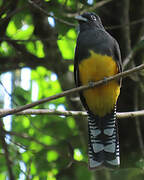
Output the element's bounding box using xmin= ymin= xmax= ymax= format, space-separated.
xmin=88 ymin=81 xmax=95 ymax=88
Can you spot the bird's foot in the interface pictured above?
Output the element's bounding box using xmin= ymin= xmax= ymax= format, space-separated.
xmin=88 ymin=81 xmax=95 ymax=88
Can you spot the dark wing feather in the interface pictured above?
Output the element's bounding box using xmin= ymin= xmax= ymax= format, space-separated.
xmin=113 ymin=39 xmax=123 ymax=85
xmin=74 ymin=45 xmax=79 ymax=87
xmin=74 ymin=41 xmax=91 ymax=112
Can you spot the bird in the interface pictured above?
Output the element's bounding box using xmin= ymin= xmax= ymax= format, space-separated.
xmin=74 ymin=12 xmax=122 ymax=169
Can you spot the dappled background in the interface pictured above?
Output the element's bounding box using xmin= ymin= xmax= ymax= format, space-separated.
xmin=1 ymin=0 xmax=144 ymax=179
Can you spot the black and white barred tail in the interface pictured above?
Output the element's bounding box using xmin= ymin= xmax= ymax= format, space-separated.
xmin=88 ymin=106 xmax=120 ymax=169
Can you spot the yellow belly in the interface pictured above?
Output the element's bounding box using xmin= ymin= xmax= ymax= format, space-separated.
xmin=79 ymin=50 xmax=120 ymax=117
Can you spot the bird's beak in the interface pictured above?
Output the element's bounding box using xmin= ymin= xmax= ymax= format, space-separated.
xmin=75 ymin=15 xmax=87 ymax=22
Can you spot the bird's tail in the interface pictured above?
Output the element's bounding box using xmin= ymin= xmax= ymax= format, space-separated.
xmin=88 ymin=106 xmax=120 ymax=169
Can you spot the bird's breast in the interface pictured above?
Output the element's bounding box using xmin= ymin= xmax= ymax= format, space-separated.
xmin=79 ymin=50 xmax=120 ymax=117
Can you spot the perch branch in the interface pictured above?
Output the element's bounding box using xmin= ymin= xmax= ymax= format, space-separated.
xmin=1 ymin=109 xmax=144 ymax=119
xmin=0 ymin=63 xmax=144 ymax=118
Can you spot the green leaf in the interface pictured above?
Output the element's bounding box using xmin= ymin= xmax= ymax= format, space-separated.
xmin=35 ymin=40 xmax=45 ymax=58
xmin=47 ymin=169 xmax=58 ymax=180
xmin=31 ymin=162 xmax=37 ymax=175
xmin=26 ymin=41 xmax=45 ymax=58
xmin=69 ymin=64 xmax=74 ymax=72
xmin=0 ymin=41 xmax=15 ymax=56
xmin=29 ymin=128 xmax=34 ymax=136
xmin=40 ymin=136 xmax=54 ymax=145
xmin=58 ymin=0 xmax=76 ymax=8
xmin=1 ymin=13 xmax=7 ymax=19
xmin=13 ymin=86 xmax=31 ymax=105
xmin=22 ymin=152 xmax=30 ymax=163
xmin=6 ymin=21 xmax=17 ymax=36
xmin=30 ymin=142 xmax=43 ymax=152
xmin=6 ymin=12 xmax=34 ymax=40
xmin=57 ymin=28 xmax=76 ymax=59
xmin=22 ymin=117 xmax=30 ymax=128
xmin=32 ymin=176 xmax=39 ymax=180
xmin=66 ymin=117 xmax=76 ymax=129
xmin=31 ymin=67 xmax=64 ymax=103
xmin=14 ymin=25 xmax=34 ymax=40
xmin=0 ymin=174 xmax=6 ymax=180
xmin=47 ymin=150 xmax=59 ymax=162
xmin=74 ymin=148 xmax=83 ymax=161
xmin=26 ymin=41 xmax=36 ymax=55
xmin=7 ymin=24 xmax=34 ymax=40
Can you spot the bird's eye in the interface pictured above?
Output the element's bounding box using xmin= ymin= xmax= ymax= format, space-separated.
xmin=91 ymin=15 xmax=97 ymax=21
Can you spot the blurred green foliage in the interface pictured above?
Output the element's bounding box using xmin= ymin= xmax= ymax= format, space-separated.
xmin=57 ymin=29 xmax=76 ymax=59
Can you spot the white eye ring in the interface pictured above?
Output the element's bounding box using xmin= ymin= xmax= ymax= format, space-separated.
xmin=91 ymin=15 xmax=97 ymax=21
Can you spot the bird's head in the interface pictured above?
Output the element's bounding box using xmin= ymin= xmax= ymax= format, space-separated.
xmin=75 ymin=12 xmax=104 ymax=31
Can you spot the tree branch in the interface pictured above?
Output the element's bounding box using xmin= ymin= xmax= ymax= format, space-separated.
xmin=28 ymin=0 xmax=144 ymax=30
xmin=64 ymin=0 xmax=113 ymax=18
xmin=0 ymin=109 xmax=87 ymax=116
xmin=106 ymin=17 xmax=144 ymax=30
xmin=123 ymin=37 xmax=144 ymax=69
xmin=1 ymin=109 xmax=144 ymax=119
xmin=28 ymin=0 xmax=75 ymax=27
xmin=0 ymin=63 xmax=144 ymax=118
xmin=120 ymin=0 xmax=131 ymax=57
xmin=122 ymin=49 xmax=134 ymax=70
xmin=0 ymin=64 xmax=144 ymax=118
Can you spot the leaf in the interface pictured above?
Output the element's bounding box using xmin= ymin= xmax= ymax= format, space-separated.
xmin=6 ymin=12 xmax=34 ymax=40
xmin=22 ymin=152 xmax=30 ymax=163
xmin=0 ymin=41 xmax=15 ymax=56
xmin=30 ymin=162 xmax=37 ymax=175
xmin=74 ymin=148 xmax=83 ymax=161
xmin=47 ymin=150 xmax=59 ymax=162
xmin=66 ymin=117 xmax=76 ymax=129
xmin=26 ymin=40 xmax=45 ymax=58
xmin=13 ymin=86 xmax=31 ymax=105
xmin=57 ymin=28 xmax=76 ymax=59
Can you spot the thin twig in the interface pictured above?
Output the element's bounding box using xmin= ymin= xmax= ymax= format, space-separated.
xmin=8 ymin=137 xmax=30 ymax=151
xmin=28 ymin=0 xmax=75 ymax=27
xmin=106 ymin=17 xmax=144 ymax=30
xmin=0 ymin=6 xmax=28 ymax=24
xmin=120 ymin=0 xmax=137 ymax=81
xmin=120 ymin=0 xmax=131 ymax=55
xmin=0 ymin=63 xmax=144 ymax=118
xmin=0 ymin=81 xmax=18 ymax=106
xmin=81 ymin=0 xmax=113 ymax=13
xmin=122 ymin=49 xmax=134 ymax=70
xmin=28 ymin=0 xmax=144 ymax=31
xmin=65 ymin=0 xmax=112 ymax=18
xmin=3 ymin=130 xmax=56 ymax=150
